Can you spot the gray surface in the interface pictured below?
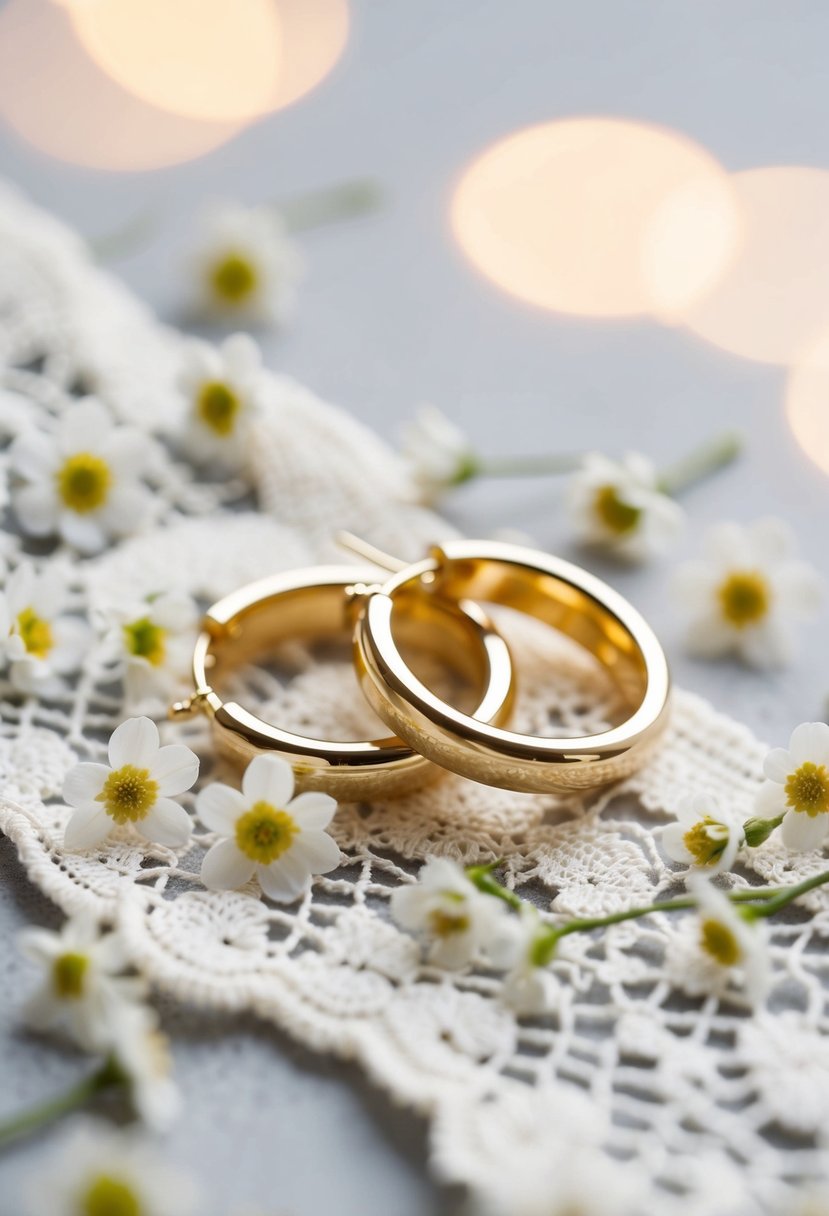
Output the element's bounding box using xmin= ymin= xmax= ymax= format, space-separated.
xmin=2 ymin=1 xmax=829 ymax=1211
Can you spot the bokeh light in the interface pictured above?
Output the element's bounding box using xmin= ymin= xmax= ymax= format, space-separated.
xmin=677 ymin=167 xmax=829 ymax=365
xmin=786 ymin=326 xmax=829 ymax=477
xmin=451 ymin=117 xmax=738 ymax=319
xmin=0 ymin=0 xmax=243 ymax=171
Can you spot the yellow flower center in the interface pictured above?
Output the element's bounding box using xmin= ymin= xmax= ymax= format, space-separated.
xmin=785 ymin=761 xmax=829 ymax=817
xmin=700 ymin=917 xmax=742 ymax=967
xmin=15 ymin=606 xmax=53 ymax=659
xmin=196 ymin=380 xmax=241 ymax=437
xmin=235 ymin=801 xmax=298 ymax=864
xmin=683 ymin=817 xmax=728 ymax=866
xmin=52 ymin=951 xmax=89 ymax=999
xmin=428 ymin=908 xmax=471 ymax=938
xmin=96 ymin=765 xmax=159 ymax=824
xmin=123 ymin=617 xmax=166 ymax=667
xmin=593 ymin=485 xmax=642 ymax=535
xmin=81 ymin=1174 xmax=142 ymax=1216
xmin=209 ymin=251 xmax=258 ymax=305
xmin=56 ymin=452 xmax=112 ymax=514
xmin=717 ymin=571 xmax=770 ymax=628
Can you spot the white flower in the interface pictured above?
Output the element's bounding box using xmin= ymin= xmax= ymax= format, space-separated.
xmin=568 ymin=451 xmax=683 ymax=561
xmin=18 ymin=912 xmax=144 ymax=1051
xmin=401 ymin=405 xmax=475 ymax=504
xmin=97 ymin=589 xmax=197 ymax=712
xmin=756 ymin=721 xmax=829 ymax=852
xmin=24 ymin=1122 xmax=198 ymax=1216
xmin=686 ymin=873 xmax=770 ymax=1004
xmin=110 ymin=1004 xmax=181 ymax=1130
xmin=177 ymin=332 xmax=265 ymax=469
xmin=9 ymin=399 xmax=155 ymax=554
xmin=485 ymin=905 xmax=560 ymax=1015
xmin=674 ymin=518 xmax=822 ymax=667
xmin=189 ymin=202 xmax=302 ymax=325
xmin=63 ymin=717 xmax=198 ymax=851
xmin=473 ymin=1145 xmax=642 ymax=1216
xmin=197 ymin=755 xmax=340 ymax=903
xmin=0 ymin=562 xmax=91 ymax=695
xmin=661 ymin=792 xmax=746 ymax=873
xmin=390 ymin=857 xmax=510 ymax=970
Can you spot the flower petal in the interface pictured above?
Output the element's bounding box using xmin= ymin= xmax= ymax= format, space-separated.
xmin=196 ymin=783 xmax=246 ymax=834
xmin=13 ymin=484 xmax=59 ymax=536
xmin=64 ymin=804 xmax=113 ymax=850
xmin=256 ymin=852 xmax=311 ymax=903
xmin=781 ymin=810 xmax=829 ymax=853
xmin=100 ymin=484 xmax=151 ymax=537
xmin=789 ymin=722 xmax=829 ymax=767
xmin=291 ymin=830 xmax=341 ymax=875
xmin=241 ymin=754 xmax=294 ymax=807
xmin=63 ymin=762 xmax=109 ymax=807
xmin=200 ymin=837 xmax=255 ymax=890
xmin=287 ymin=791 xmax=337 ymax=831
xmin=109 ymin=716 xmax=159 ymax=769
xmin=10 ymin=429 xmax=59 ymax=478
xmin=660 ymin=823 xmax=692 ymax=865
xmin=755 ymin=780 xmax=786 ymax=818
xmin=149 ymin=744 xmax=200 ymax=795
xmin=763 ymin=748 xmax=794 ymax=784
xmin=136 ymin=798 xmax=192 ymax=848
xmin=60 ymin=510 xmax=107 ymax=554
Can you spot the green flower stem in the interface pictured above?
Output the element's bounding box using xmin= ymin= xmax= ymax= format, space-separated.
xmin=657 ymin=431 xmax=743 ymax=497
xmin=466 ymin=862 xmax=524 ymax=911
xmin=744 ymin=868 xmax=829 ymax=919
xmin=0 ymin=1059 xmax=120 ymax=1151
xmin=279 ymin=179 xmax=383 ymax=233
xmin=470 ymin=453 xmax=585 ymax=479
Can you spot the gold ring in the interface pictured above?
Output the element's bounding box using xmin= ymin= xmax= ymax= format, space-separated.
xmin=172 ymin=565 xmax=515 ymax=798
xmin=353 ymin=541 xmax=671 ymax=793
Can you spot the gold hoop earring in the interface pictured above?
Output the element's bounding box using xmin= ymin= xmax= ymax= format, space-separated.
xmin=172 ymin=565 xmax=515 ymax=798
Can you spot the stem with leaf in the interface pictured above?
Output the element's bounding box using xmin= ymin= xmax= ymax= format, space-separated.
xmin=0 ymin=1057 xmax=123 ymax=1151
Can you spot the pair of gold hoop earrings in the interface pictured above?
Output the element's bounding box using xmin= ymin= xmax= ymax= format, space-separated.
xmin=171 ymin=535 xmax=671 ymax=799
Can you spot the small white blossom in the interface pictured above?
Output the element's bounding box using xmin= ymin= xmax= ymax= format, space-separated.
xmin=198 ymin=755 xmax=340 ymax=903
xmin=661 ymin=792 xmax=746 ymax=873
xmin=177 ymin=332 xmax=265 ymax=469
xmin=685 ymin=874 xmax=770 ymax=1004
xmin=757 ymin=721 xmax=829 ymax=852
xmin=390 ymin=858 xmax=510 ymax=970
xmin=401 ymin=405 xmax=475 ymax=504
xmin=97 ymin=590 xmax=197 ymax=712
xmin=473 ymin=1145 xmax=642 ymax=1216
xmin=18 ymin=912 xmax=144 ymax=1051
xmin=9 ymin=400 xmax=155 ymax=554
xmin=568 ymin=451 xmax=683 ymax=561
xmin=0 ymin=562 xmax=91 ymax=695
xmin=24 ymin=1122 xmax=198 ymax=1216
xmin=486 ymin=905 xmax=560 ymax=1015
xmin=674 ymin=518 xmax=822 ymax=667
xmin=189 ymin=202 xmax=302 ymax=325
xmin=110 ymin=1004 xmax=181 ymax=1130
xmin=63 ymin=717 xmax=198 ymax=851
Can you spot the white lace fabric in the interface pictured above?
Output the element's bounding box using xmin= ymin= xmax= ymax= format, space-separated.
xmin=1 ymin=184 xmax=827 ymax=1214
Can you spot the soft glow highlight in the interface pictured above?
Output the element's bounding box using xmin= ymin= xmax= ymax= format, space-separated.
xmin=786 ymin=326 xmax=829 ymax=477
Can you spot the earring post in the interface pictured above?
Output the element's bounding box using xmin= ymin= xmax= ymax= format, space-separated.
xmin=335 ymin=531 xmax=408 ymax=573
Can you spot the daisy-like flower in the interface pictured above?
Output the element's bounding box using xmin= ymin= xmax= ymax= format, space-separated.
xmin=485 ymin=905 xmax=559 ymax=1015
xmin=24 ymin=1122 xmax=198 ymax=1216
xmin=401 ymin=405 xmax=476 ymax=504
xmin=97 ymin=590 xmax=197 ymax=712
xmin=189 ymin=202 xmax=302 ymax=325
xmin=18 ymin=912 xmax=145 ymax=1051
xmin=687 ymin=873 xmax=770 ymax=1004
xmin=110 ymin=1004 xmax=181 ymax=1131
xmin=756 ymin=721 xmax=829 ymax=852
xmin=197 ymin=755 xmax=341 ymax=903
xmin=567 ymin=451 xmax=684 ymax=561
xmin=390 ymin=857 xmax=510 ymax=970
xmin=674 ymin=518 xmax=823 ymax=667
xmin=660 ymin=792 xmax=746 ymax=873
xmin=9 ymin=399 xmax=155 ymax=554
xmin=0 ymin=562 xmax=91 ymax=695
xmin=177 ymin=332 xmax=265 ymax=470
xmin=63 ymin=717 xmax=199 ymax=852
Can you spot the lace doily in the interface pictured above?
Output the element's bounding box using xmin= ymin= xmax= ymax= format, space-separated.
xmin=1 ymin=183 xmax=828 ymax=1215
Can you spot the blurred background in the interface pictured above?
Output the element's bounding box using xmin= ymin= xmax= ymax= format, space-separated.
xmin=2 ymin=2 xmax=829 ymax=1211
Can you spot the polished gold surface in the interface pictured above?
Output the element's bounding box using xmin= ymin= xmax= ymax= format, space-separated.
xmin=353 ymin=541 xmax=671 ymax=793
xmin=173 ymin=565 xmax=515 ymax=797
